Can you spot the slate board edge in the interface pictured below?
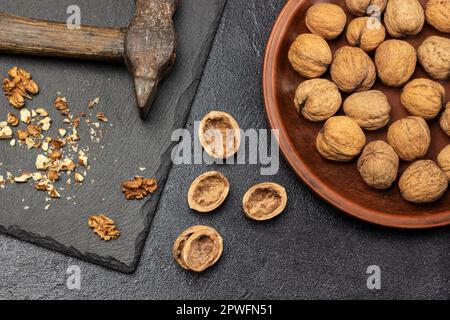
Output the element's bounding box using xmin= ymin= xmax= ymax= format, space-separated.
xmin=0 ymin=1 xmax=227 ymax=274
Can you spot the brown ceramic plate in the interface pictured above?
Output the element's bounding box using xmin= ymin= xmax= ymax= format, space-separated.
xmin=263 ymin=0 xmax=450 ymax=229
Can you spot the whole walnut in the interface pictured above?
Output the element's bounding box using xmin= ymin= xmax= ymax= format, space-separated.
xmin=387 ymin=116 xmax=431 ymax=161
xmin=316 ymin=116 xmax=366 ymax=162
xmin=400 ymin=78 xmax=445 ymax=120
xmin=346 ymin=17 xmax=386 ymax=52
xmin=399 ymin=160 xmax=448 ymax=203
xmin=294 ymin=79 xmax=342 ymax=122
xmin=426 ymin=0 xmax=450 ymax=33
xmin=305 ymin=3 xmax=347 ymax=40
xmin=331 ymin=46 xmax=376 ymax=92
xmin=375 ymin=40 xmax=417 ymax=87
xmin=437 ymin=145 xmax=450 ymax=181
xmin=288 ymin=33 xmax=332 ymax=78
xmin=346 ymin=0 xmax=387 ymax=16
xmin=343 ymin=90 xmax=391 ymax=130
xmin=440 ymin=103 xmax=450 ymax=136
xmin=357 ymin=140 xmax=399 ymax=189
xmin=417 ymin=36 xmax=450 ymax=80
xmin=384 ymin=0 xmax=425 ymax=38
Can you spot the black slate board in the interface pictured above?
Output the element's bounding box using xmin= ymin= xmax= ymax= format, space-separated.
xmin=0 ymin=0 xmax=226 ymax=273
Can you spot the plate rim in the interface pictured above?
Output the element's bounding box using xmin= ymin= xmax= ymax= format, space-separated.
xmin=262 ymin=0 xmax=450 ymax=229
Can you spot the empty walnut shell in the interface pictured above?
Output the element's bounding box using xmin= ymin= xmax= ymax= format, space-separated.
xmin=357 ymin=140 xmax=399 ymax=189
xmin=426 ymin=0 xmax=450 ymax=33
xmin=375 ymin=40 xmax=417 ymax=87
xmin=384 ymin=0 xmax=425 ymax=38
xmin=330 ymin=46 xmax=376 ymax=92
xmin=188 ymin=171 xmax=230 ymax=213
xmin=293 ymin=79 xmax=342 ymax=122
xmin=346 ymin=17 xmax=386 ymax=52
xmin=316 ymin=116 xmax=366 ymax=162
xmin=399 ymin=160 xmax=448 ymax=203
xmin=173 ymin=225 xmax=223 ymax=272
xmin=439 ymin=103 xmax=450 ymax=136
xmin=199 ymin=111 xmax=241 ymax=159
xmin=288 ymin=33 xmax=332 ymax=78
xmin=437 ymin=145 xmax=450 ymax=181
xmin=401 ymin=78 xmax=445 ymax=120
xmin=387 ymin=116 xmax=431 ymax=161
xmin=343 ymin=90 xmax=391 ymax=131
xmin=305 ymin=3 xmax=347 ymax=40
xmin=417 ymin=36 xmax=450 ymax=80
xmin=242 ymin=182 xmax=287 ymax=221
xmin=345 ymin=0 xmax=387 ymax=16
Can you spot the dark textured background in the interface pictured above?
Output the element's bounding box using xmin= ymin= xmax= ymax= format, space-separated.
xmin=1 ymin=0 xmax=450 ymax=299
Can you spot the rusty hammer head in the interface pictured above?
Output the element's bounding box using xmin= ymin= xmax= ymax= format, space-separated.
xmin=125 ymin=0 xmax=178 ymax=119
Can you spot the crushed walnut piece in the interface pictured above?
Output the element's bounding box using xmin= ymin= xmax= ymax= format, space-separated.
xmin=0 ymin=126 xmax=13 ymax=140
xmin=96 ymin=112 xmax=108 ymax=122
xmin=88 ymin=214 xmax=120 ymax=241
xmin=2 ymin=67 xmax=39 ymax=108
xmin=7 ymin=113 xmax=19 ymax=127
xmin=122 ymin=176 xmax=158 ymax=200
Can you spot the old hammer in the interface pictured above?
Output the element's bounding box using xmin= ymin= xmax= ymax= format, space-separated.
xmin=0 ymin=0 xmax=178 ymax=119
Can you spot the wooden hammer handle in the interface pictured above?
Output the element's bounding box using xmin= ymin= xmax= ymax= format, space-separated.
xmin=0 ymin=12 xmax=126 ymax=62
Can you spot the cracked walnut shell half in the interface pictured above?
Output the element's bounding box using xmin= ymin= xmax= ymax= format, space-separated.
xmin=345 ymin=0 xmax=387 ymax=16
xmin=343 ymin=90 xmax=391 ymax=131
xmin=199 ymin=111 xmax=241 ymax=159
xmin=346 ymin=17 xmax=386 ymax=52
xmin=387 ymin=116 xmax=431 ymax=161
xmin=417 ymin=36 xmax=450 ymax=80
xmin=401 ymin=78 xmax=445 ymax=120
xmin=305 ymin=3 xmax=347 ymax=40
xmin=88 ymin=214 xmax=120 ymax=241
xmin=426 ymin=0 xmax=450 ymax=33
xmin=188 ymin=171 xmax=230 ymax=213
xmin=399 ymin=160 xmax=448 ymax=203
xmin=293 ymin=79 xmax=342 ymax=122
xmin=330 ymin=46 xmax=376 ymax=93
xmin=288 ymin=33 xmax=332 ymax=79
xmin=173 ymin=225 xmax=223 ymax=272
xmin=316 ymin=116 xmax=366 ymax=162
xmin=375 ymin=39 xmax=417 ymax=87
xmin=243 ymin=182 xmax=287 ymax=221
xmin=384 ymin=0 xmax=425 ymax=38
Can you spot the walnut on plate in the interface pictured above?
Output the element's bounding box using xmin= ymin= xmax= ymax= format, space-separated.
xmin=426 ymin=0 xmax=450 ymax=33
xmin=440 ymin=103 xmax=450 ymax=137
xmin=417 ymin=36 xmax=450 ymax=80
xmin=316 ymin=116 xmax=366 ymax=162
xmin=331 ymin=46 xmax=376 ymax=92
xmin=242 ymin=182 xmax=287 ymax=221
xmin=346 ymin=17 xmax=386 ymax=52
xmin=401 ymin=78 xmax=445 ymax=120
xmin=293 ymin=79 xmax=342 ymax=122
xmin=187 ymin=171 xmax=230 ymax=213
xmin=437 ymin=145 xmax=450 ymax=181
xmin=399 ymin=160 xmax=448 ymax=203
xmin=343 ymin=90 xmax=391 ymax=131
xmin=375 ymin=39 xmax=417 ymax=87
xmin=345 ymin=0 xmax=387 ymax=16
xmin=387 ymin=116 xmax=431 ymax=161
xmin=357 ymin=141 xmax=399 ymax=190
xmin=288 ymin=33 xmax=332 ymax=78
xmin=305 ymin=3 xmax=347 ymax=40
xmin=384 ymin=0 xmax=425 ymax=38
xmin=88 ymin=214 xmax=120 ymax=241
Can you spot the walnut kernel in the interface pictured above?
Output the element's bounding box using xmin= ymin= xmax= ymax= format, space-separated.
xmin=7 ymin=113 xmax=19 ymax=127
xmin=242 ymin=182 xmax=287 ymax=221
xmin=346 ymin=17 xmax=386 ymax=52
xmin=188 ymin=171 xmax=230 ymax=213
xmin=384 ymin=0 xmax=425 ymax=38
xmin=122 ymin=176 xmax=158 ymax=200
xmin=417 ymin=36 xmax=450 ymax=80
xmin=401 ymin=78 xmax=445 ymax=120
xmin=88 ymin=214 xmax=120 ymax=241
xmin=305 ymin=3 xmax=347 ymax=40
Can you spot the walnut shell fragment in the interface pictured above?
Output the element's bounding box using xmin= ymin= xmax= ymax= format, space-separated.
xmin=426 ymin=0 xmax=450 ymax=33
xmin=305 ymin=3 xmax=347 ymax=40
xmin=375 ymin=40 xmax=417 ymax=87
xmin=343 ymin=90 xmax=391 ymax=131
xmin=316 ymin=116 xmax=366 ymax=162
xmin=401 ymin=78 xmax=445 ymax=120
xmin=399 ymin=160 xmax=448 ymax=203
xmin=346 ymin=17 xmax=386 ymax=52
xmin=242 ymin=182 xmax=287 ymax=221
xmin=417 ymin=36 xmax=450 ymax=80
xmin=345 ymin=0 xmax=387 ymax=16
xmin=330 ymin=46 xmax=376 ymax=92
xmin=293 ymin=79 xmax=342 ymax=122
xmin=172 ymin=225 xmax=223 ymax=272
xmin=387 ymin=116 xmax=431 ymax=161
xmin=88 ymin=214 xmax=120 ymax=241
xmin=188 ymin=171 xmax=230 ymax=213
xmin=199 ymin=111 xmax=241 ymax=159
xmin=439 ymin=103 xmax=450 ymax=136
xmin=288 ymin=33 xmax=332 ymax=78
xmin=437 ymin=145 xmax=450 ymax=181
xmin=122 ymin=176 xmax=158 ymax=200
xmin=384 ymin=0 xmax=425 ymax=38
xmin=357 ymin=141 xmax=399 ymax=189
